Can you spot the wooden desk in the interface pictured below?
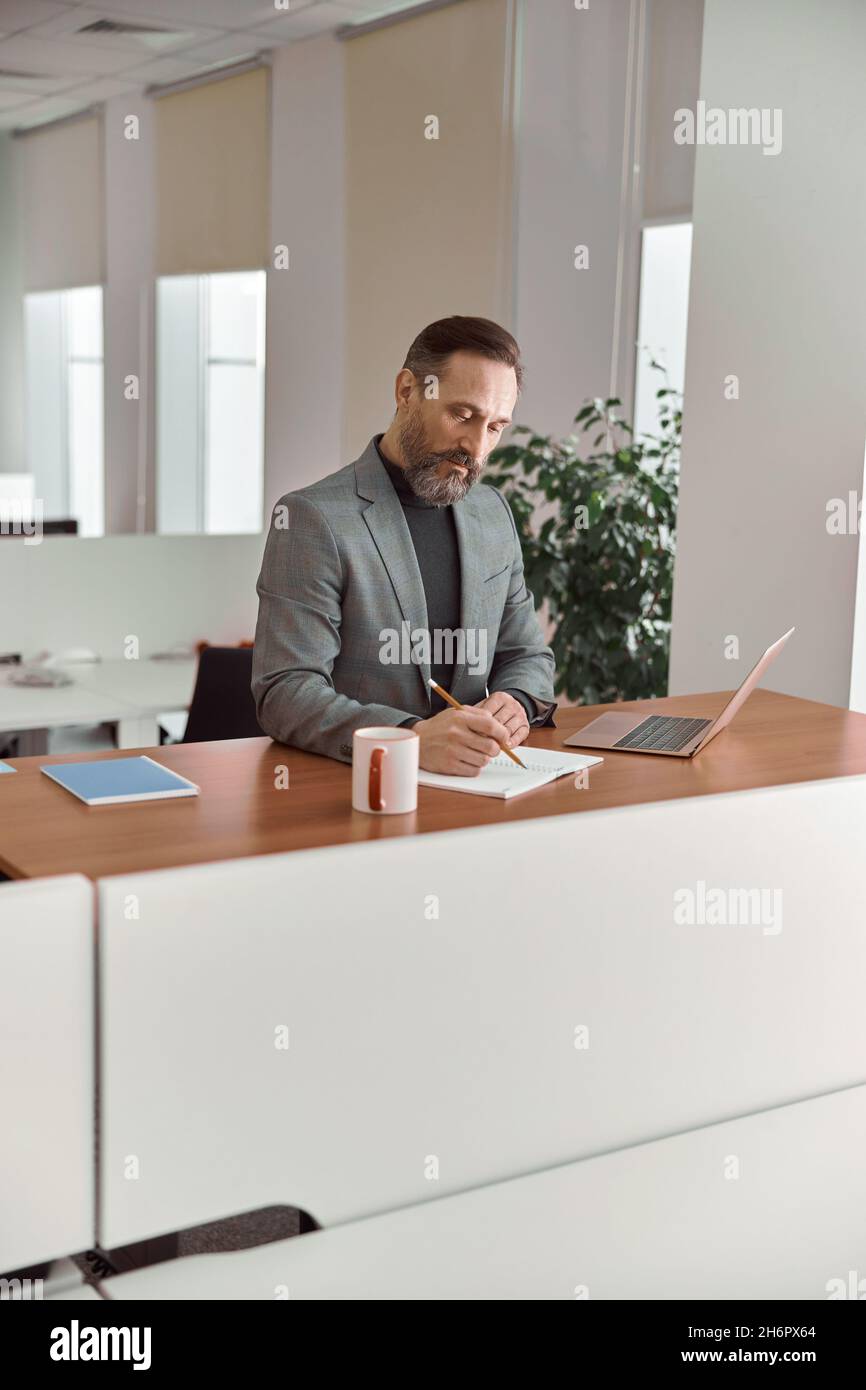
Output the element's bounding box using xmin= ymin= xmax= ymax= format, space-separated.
xmin=2 ymin=687 xmax=865 ymax=882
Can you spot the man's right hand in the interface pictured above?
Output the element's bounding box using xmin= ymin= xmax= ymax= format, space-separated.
xmin=413 ymin=707 xmax=511 ymax=775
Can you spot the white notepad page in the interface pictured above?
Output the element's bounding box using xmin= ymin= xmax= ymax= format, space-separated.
xmin=417 ymin=746 xmax=603 ymax=799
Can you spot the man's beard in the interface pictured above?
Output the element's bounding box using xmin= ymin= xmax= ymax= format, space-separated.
xmin=397 ymin=411 xmax=485 ymax=505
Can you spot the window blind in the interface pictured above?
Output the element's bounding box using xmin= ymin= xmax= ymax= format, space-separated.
xmin=18 ymin=115 xmax=104 ymax=293
xmin=154 ymin=67 xmax=269 ymax=277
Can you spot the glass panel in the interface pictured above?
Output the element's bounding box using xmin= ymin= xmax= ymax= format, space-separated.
xmin=205 ymin=362 xmax=264 ymax=534
xmin=25 ymin=285 xmax=105 ymax=533
xmin=156 ymin=275 xmax=202 ymax=534
xmin=68 ymin=360 xmax=104 ymax=538
xmin=207 ymin=271 xmax=264 ymax=363
xmin=66 ymin=285 xmax=103 ymax=360
xmin=156 ymin=270 xmax=266 ymax=535
xmin=633 ymin=222 xmax=693 ymax=444
xmin=24 ymin=291 xmax=66 ymax=519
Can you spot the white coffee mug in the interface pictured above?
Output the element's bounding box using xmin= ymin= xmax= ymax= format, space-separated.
xmin=352 ymin=726 xmax=419 ymax=815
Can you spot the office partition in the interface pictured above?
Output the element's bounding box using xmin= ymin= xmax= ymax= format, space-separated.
xmin=102 ymin=1081 xmax=866 ymax=1301
xmin=0 ymin=874 xmax=94 ymax=1272
xmin=98 ymin=773 xmax=866 ymax=1250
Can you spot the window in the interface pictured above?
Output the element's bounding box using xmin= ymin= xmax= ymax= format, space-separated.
xmin=156 ymin=271 xmax=266 ymax=535
xmin=633 ymin=222 xmax=693 ymax=444
xmin=24 ymin=286 xmax=105 ymax=537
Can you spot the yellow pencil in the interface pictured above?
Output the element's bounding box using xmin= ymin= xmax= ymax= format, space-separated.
xmin=428 ymin=679 xmax=527 ymax=770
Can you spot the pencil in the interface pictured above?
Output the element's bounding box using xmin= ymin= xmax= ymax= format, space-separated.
xmin=428 ymin=679 xmax=527 ymax=769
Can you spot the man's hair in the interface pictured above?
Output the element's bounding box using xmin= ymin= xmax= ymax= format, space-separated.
xmin=402 ymin=315 xmax=523 ymax=393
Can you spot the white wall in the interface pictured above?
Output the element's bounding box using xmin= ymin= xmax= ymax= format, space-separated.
xmin=103 ymin=93 xmax=155 ymax=535
xmin=264 ymin=37 xmax=346 ymax=505
xmin=0 ymin=133 xmax=24 ymax=473
xmin=643 ymin=0 xmax=704 ymax=221
xmin=669 ymin=0 xmax=866 ymax=706
xmin=0 ymin=533 xmax=262 ymax=660
xmin=514 ymin=0 xmax=705 ymax=443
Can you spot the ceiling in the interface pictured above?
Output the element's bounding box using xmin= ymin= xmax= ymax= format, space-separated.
xmin=0 ymin=0 xmax=434 ymax=130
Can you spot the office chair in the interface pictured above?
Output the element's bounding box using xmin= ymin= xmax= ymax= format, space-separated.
xmin=182 ymin=646 xmax=265 ymax=744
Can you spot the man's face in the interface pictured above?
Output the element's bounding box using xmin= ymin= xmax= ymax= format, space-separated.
xmin=396 ymin=351 xmax=517 ymax=505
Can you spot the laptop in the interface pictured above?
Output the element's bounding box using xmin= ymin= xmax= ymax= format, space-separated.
xmin=563 ymin=627 xmax=795 ymax=758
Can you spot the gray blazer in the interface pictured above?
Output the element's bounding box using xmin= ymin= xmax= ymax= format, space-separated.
xmin=252 ymin=437 xmax=556 ymax=762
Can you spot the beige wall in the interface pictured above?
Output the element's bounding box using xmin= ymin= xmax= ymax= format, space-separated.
xmin=343 ymin=0 xmax=516 ymax=456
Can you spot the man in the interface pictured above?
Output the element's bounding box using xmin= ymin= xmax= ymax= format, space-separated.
xmin=252 ymin=315 xmax=556 ymax=775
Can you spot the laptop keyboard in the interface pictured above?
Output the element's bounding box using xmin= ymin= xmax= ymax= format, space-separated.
xmin=613 ymin=714 xmax=712 ymax=752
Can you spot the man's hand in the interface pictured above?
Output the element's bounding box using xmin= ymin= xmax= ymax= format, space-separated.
xmin=471 ymin=691 xmax=531 ymax=750
xmin=414 ymin=707 xmax=512 ymax=776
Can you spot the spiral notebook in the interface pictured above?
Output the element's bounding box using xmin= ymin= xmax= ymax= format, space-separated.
xmin=418 ymin=747 xmax=603 ymax=800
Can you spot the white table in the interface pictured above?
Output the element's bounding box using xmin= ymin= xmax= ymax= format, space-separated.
xmin=0 ymin=658 xmax=198 ymax=753
xmin=57 ymin=658 xmax=198 ymax=748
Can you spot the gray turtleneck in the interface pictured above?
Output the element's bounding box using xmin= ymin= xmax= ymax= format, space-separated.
xmin=375 ymin=436 xmax=539 ymax=726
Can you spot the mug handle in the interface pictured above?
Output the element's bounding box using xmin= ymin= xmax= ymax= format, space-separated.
xmin=369 ymin=746 xmax=387 ymax=811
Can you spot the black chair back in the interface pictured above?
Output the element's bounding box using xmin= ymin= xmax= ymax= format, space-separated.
xmin=182 ymin=647 xmax=264 ymax=743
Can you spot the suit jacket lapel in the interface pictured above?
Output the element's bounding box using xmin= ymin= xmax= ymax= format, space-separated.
xmin=355 ymin=440 xmax=431 ymax=704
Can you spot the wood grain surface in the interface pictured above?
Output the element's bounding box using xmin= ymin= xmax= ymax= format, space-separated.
xmin=2 ymin=688 xmax=864 ymax=881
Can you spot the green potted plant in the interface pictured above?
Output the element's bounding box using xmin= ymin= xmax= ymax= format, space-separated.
xmin=485 ymin=369 xmax=681 ymax=705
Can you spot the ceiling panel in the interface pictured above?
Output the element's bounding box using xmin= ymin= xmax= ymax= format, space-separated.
xmin=253 ymin=0 xmax=438 ymax=39
xmin=21 ymin=6 xmax=223 ymax=53
xmin=169 ymin=33 xmax=273 ymax=69
xmin=0 ymin=33 xmax=141 ymax=76
xmin=117 ymin=52 xmax=236 ymax=85
xmin=253 ymin=2 xmax=364 ymax=42
xmin=0 ymin=94 xmax=95 ymax=130
xmin=0 ymin=0 xmax=445 ymax=116
xmin=0 ymin=86 xmax=35 ymax=108
xmin=73 ymin=0 xmax=283 ymax=31
xmin=53 ymin=74 xmax=144 ymax=102
xmin=0 ymin=1 xmax=70 ymax=34
xmin=0 ymin=70 xmax=73 ymax=95
xmin=333 ymin=0 xmax=431 ymax=9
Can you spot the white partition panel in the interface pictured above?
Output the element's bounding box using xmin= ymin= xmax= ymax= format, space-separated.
xmin=46 ymin=1284 xmax=104 ymax=1302
xmin=0 ymin=532 xmax=261 ymax=662
xmin=102 ymin=1082 xmax=866 ymax=1301
xmin=99 ymin=775 xmax=866 ymax=1249
xmin=0 ymin=875 xmax=94 ymax=1271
